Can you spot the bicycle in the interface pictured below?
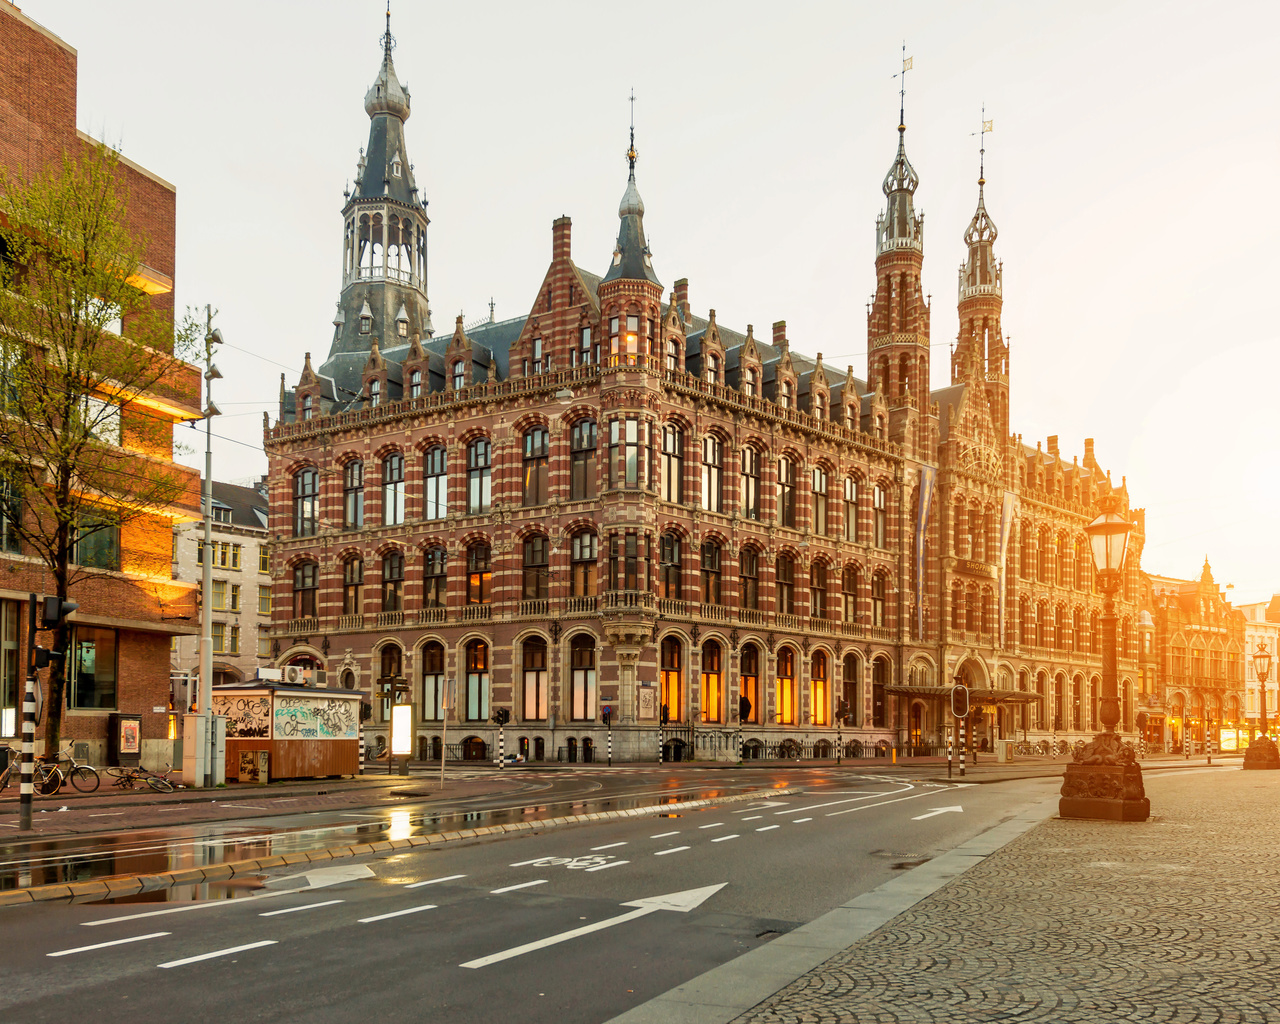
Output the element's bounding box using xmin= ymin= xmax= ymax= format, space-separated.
xmin=49 ymin=747 xmax=101 ymax=793
xmin=0 ymin=747 xmax=64 ymax=794
xmin=105 ymin=763 xmax=177 ymax=793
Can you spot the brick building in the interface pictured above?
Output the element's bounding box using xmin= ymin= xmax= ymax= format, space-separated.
xmin=265 ymin=21 xmax=1150 ymax=762
xmin=0 ymin=4 xmax=200 ymax=763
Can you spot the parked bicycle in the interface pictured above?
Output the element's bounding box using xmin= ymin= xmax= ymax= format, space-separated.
xmin=0 ymin=747 xmax=64 ymax=795
xmin=105 ymin=763 xmax=177 ymax=793
xmin=49 ymin=747 xmax=100 ymax=793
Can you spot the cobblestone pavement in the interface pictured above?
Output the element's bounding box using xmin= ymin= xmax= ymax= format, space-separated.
xmin=734 ymin=768 xmax=1280 ymax=1024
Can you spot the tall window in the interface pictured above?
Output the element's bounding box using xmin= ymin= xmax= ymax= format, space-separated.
xmin=423 ymin=446 xmax=447 ymax=520
xmin=842 ymin=653 xmax=859 ymax=727
xmin=422 ymin=641 xmax=444 ymax=720
xmin=744 ymin=367 xmax=758 ymax=397
xmin=666 ymin=338 xmax=679 ymax=373
xmin=523 ymin=427 xmax=550 ymax=506
xmin=701 ymin=640 xmax=723 ymax=723
xmin=812 ymin=651 xmax=828 ymax=725
xmin=608 ymin=418 xmax=646 ymax=489
xmin=523 ymin=637 xmax=548 ymax=721
xmin=423 ymin=547 xmax=446 ymax=607
xmin=660 ymin=425 xmax=683 ymax=502
xmin=871 ymin=574 xmax=886 ymax=627
xmin=368 ymin=378 xmax=381 ymax=406
xmin=293 ymin=468 xmax=318 ymax=537
xmin=872 ymin=484 xmax=887 ymax=548
xmin=777 ymin=555 xmax=794 ymax=614
xmin=701 ymin=436 xmax=722 ymax=512
xmin=842 ymin=565 xmax=859 ymax=621
xmin=468 ymin=438 xmax=492 ymax=514
xmin=843 ymin=478 xmax=858 ymax=541
xmin=570 ymin=420 xmax=597 ymax=500
xmin=524 ymin=337 xmax=543 ymax=376
xmin=575 ymin=326 xmax=596 ymax=367
xmin=408 ymin=369 xmax=422 ymax=399
xmin=342 ymin=557 xmax=363 ymax=615
xmin=570 ymin=635 xmax=596 ymax=721
xmin=572 ymin=532 xmax=597 ymax=596
xmin=523 ymin=535 xmax=549 ymax=599
xmin=812 ymin=468 xmax=828 ymax=534
xmin=660 ymin=532 xmax=681 ymax=599
xmin=701 ymin=542 xmax=721 ymax=604
xmin=452 ymin=361 xmax=466 ymax=390
xmin=810 ymin=561 xmax=828 ymax=619
xmin=69 ymin=626 xmax=117 ymax=710
xmin=293 ymin=562 xmax=318 ymax=619
xmin=777 ymin=647 xmax=797 ymax=724
xmin=343 ymin=461 xmax=364 ymax=528
xmin=778 ymin=458 xmax=796 ymax=528
xmin=704 ymin=353 xmax=720 ymax=384
xmin=739 ymin=548 xmax=759 ymax=609
xmin=382 ymin=454 xmax=405 ymax=525
xmin=740 ymin=644 xmax=760 ymax=723
xmin=741 ymin=447 xmax=760 ymax=520
xmin=610 ymin=532 xmax=641 ymax=591
xmin=779 ymin=381 xmax=793 ymax=409
xmin=465 ymin=640 xmax=490 ymax=722
xmin=301 ymin=394 xmax=313 ymax=420
xmin=467 ymin=543 xmax=492 ymax=604
xmin=381 ymin=551 xmax=404 ymax=611
xmin=660 ymin=637 xmax=682 ymax=723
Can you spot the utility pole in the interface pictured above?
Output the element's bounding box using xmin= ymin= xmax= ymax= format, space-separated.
xmin=199 ymin=307 xmax=223 ymax=788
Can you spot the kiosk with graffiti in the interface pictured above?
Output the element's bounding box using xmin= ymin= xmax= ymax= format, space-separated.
xmin=213 ymin=695 xmax=271 ymax=738
xmin=274 ymin=695 xmax=359 ymax=740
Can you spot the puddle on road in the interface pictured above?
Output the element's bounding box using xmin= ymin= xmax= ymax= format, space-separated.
xmin=86 ymin=876 xmax=269 ymax=905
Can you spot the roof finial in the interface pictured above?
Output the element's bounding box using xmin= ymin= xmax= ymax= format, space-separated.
xmin=971 ymin=104 xmax=993 ymax=191
xmin=381 ymin=3 xmax=395 ymax=63
xmin=627 ymin=88 xmax=638 ymax=181
xmin=893 ymin=44 xmax=913 ymax=134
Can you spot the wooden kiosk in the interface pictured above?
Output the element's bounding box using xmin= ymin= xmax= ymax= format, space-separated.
xmin=211 ymin=683 xmax=362 ymax=781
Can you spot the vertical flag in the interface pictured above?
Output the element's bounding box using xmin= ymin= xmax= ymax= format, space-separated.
xmin=915 ymin=467 xmax=937 ymax=637
xmin=996 ymin=491 xmax=1018 ymax=650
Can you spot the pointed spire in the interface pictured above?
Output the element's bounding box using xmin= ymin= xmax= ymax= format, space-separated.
xmin=877 ymin=49 xmax=922 ymax=255
xmin=603 ymin=90 xmax=660 ymax=286
xmin=365 ymin=6 xmax=411 ymax=122
xmin=960 ymin=109 xmax=1000 ymax=299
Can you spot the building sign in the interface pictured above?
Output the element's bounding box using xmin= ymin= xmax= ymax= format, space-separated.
xmin=213 ymin=694 xmax=271 ymax=738
xmin=274 ymin=694 xmax=359 ymax=740
xmin=958 ymin=559 xmax=997 ymax=579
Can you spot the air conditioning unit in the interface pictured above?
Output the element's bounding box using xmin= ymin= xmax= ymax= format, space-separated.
xmin=283 ymin=666 xmax=313 ymax=686
xmin=258 ymin=668 xmax=283 ymax=682
xmin=314 ymin=669 xmax=328 ymax=688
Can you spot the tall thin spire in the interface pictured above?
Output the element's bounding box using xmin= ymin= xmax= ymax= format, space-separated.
xmin=381 ymin=4 xmax=395 ymax=64
xmin=603 ymin=90 xmax=659 ymax=286
xmin=895 ymin=42 xmax=912 ymax=132
xmin=627 ymin=87 xmax=637 ymax=182
xmin=878 ymin=49 xmax=921 ymax=253
xmin=961 ymin=109 xmax=999 ymax=293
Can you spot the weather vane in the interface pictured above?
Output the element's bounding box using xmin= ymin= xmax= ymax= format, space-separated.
xmin=971 ymin=104 xmax=994 ymax=183
xmin=893 ymin=44 xmax=913 ymax=128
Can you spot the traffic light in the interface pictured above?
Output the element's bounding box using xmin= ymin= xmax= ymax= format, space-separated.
xmin=950 ymin=683 xmax=970 ymax=719
xmin=661 ymin=703 xmax=669 ymax=726
xmin=41 ymin=596 xmax=78 ymax=629
xmin=837 ymin=698 xmax=851 ymax=722
xmin=602 ymin=705 xmax=611 ymax=724
xmin=493 ymin=707 xmax=510 ymax=726
xmin=33 ymin=647 xmax=64 ymax=669
xmin=738 ymin=695 xmax=751 ymax=722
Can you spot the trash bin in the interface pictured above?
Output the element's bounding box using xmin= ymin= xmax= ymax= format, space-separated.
xmin=107 ymin=713 xmax=142 ymax=767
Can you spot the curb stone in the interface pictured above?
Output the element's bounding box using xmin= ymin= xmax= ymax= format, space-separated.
xmin=0 ymin=787 xmax=800 ymax=907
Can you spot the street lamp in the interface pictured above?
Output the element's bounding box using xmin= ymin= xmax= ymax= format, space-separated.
xmin=1059 ymin=496 xmax=1150 ymax=820
xmin=1244 ymin=642 xmax=1279 ymax=769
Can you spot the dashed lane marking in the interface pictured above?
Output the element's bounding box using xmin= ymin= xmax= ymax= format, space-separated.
xmin=794 ymin=817 xmax=813 ymax=823
xmin=47 ymin=932 xmax=171 ymax=957
xmin=698 ymin=822 xmax=725 ymax=829
xmin=650 ymin=831 xmax=680 ymax=838
xmin=358 ymin=905 xmax=436 ymax=924
xmin=590 ymin=842 xmax=628 ymax=851
xmin=406 ymin=874 xmax=466 ymax=888
xmin=259 ymin=900 xmax=344 ymax=917
xmin=655 ymin=846 xmax=690 ymax=856
xmin=756 ymin=825 xmax=780 ymax=832
xmin=711 ymin=835 xmax=739 ymax=843
xmin=490 ymin=880 xmax=547 ymax=894
xmin=159 ymin=941 xmax=277 ymax=969
xmin=585 ymin=860 xmax=630 ymax=872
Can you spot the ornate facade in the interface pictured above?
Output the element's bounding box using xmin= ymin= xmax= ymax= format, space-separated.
xmin=265 ymin=21 xmax=1152 ymax=761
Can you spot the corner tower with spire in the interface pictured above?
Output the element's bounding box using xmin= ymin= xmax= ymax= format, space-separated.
xmin=321 ymin=8 xmax=431 ymax=390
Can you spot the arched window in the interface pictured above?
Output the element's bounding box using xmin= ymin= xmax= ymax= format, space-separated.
xmin=293 ymin=561 xmax=318 ymax=619
xmin=814 ymin=392 xmax=826 ymax=420
xmin=740 ymin=643 xmax=760 ymax=724
xmin=571 ymin=532 xmax=597 ymax=597
xmin=423 ymin=446 xmax=447 ymax=520
xmin=523 ymin=535 xmax=549 ymax=600
xmin=381 ymin=551 xmax=404 ymax=612
xmin=421 ymin=641 xmax=444 ymax=720
xmin=452 ymin=361 xmax=466 ymax=390
xmin=665 ymin=337 xmax=679 ymax=373
xmin=523 ymin=427 xmax=550 ymax=506
xmin=700 ymin=541 xmax=721 ymax=605
xmin=301 ymin=393 xmax=313 ymax=420
xmin=810 ymin=561 xmax=828 ymax=620
xmin=872 ymin=485 xmax=887 ymax=548
xmin=570 ymin=635 xmax=596 ymax=721
xmin=812 ymin=651 xmax=828 ymax=725
xmin=701 ymin=640 xmax=723 ymax=723
xmin=467 ymin=438 xmax=492 ymax=514
xmin=465 ymin=640 xmax=490 ymax=721
xmin=523 ymin=637 xmax=548 ymax=721
xmin=701 ymin=436 xmax=722 ymax=512
xmin=660 ymin=532 xmax=681 ymax=599
xmin=423 ymin=547 xmax=446 ymax=608
xmin=778 ymin=458 xmax=797 ymax=528
xmin=343 ymin=461 xmax=364 ymax=528
xmin=660 ymin=637 xmax=682 ymax=723
xmin=812 ymin=468 xmax=828 ymax=535
xmin=608 ymin=416 xmax=647 ymax=490
xmin=739 ymin=548 xmax=760 ymax=610
xmin=740 ymin=447 xmax=761 ymax=520
xmin=843 ymin=477 xmax=858 ymax=541
xmin=871 ymin=574 xmax=886 ymax=628
xmin=777 ymin=647 xmax=797 ymax=724
xmin=660 ymin=425 xmax=683 ymax=502
xmin=705 ymin=353 xmax=720 ymax=384
xmin=382 ymin=454 xmax=405 ymax=525
xmin=779 ymin=381 xmax=793 ymax=410
xmin=292 ymin=468 xmax=318 ymax=538
xmin=842 ymin=565 xmax=860 ymax=622
xmin=368 ymin=378 xmax=381 ymax=406
xmin=409 ymin=369 xmax=422 ymax=399
xmin=965 ymin=586 xmax=978 ymax=633
xmin=342 ymin=557 xmax=363 ymax=615
xmin=776 ymin=555 xmax=795 ymax=614
xmin=570 ymin=420 xmax=597 ymax=501
xmin=467 ymin=543 xmax=491 ymax=604
xmin=842 ymin=652 xmax=859 ymax=727
xmin=744 ymin=367 xmax=758 ymax=397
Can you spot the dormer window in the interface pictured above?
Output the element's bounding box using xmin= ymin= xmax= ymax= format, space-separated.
xmin=392 ymin=156 xmax=403 ymax=178
xmin=369 ymin=379 xmax=381 ymax=406
xmin=397 ymin=319 xmax=408 ymax=338
xmin=409 ymin=369 xmax=422 ymax=399
xmin=666 ymin=339 xmax=679 ymax=373
xmin=301 ymin=394 xmax=313 ymax=421
xmin=524 ymin=337 xmax=543 ymax=376
xmin=360 ymin=315 xmax=372 ymax=335
xmin=705 ymin=354 xmax=720 ymax=384
xmin=779 ymin=382 xmax=793 ymax=409
xmin=745 ymin=368 xmax=758 ymax=397
xmin=453 ymin=362 xmax=465 ymax=390
xmin=814 ymin=394 xmax=826 ymax=420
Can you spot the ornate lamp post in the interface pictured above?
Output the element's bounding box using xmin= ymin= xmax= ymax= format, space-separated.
xmin=1244 ymin=642 xmax=1279 ymax=769
xmin=1059 ymin=497 xmax=1150 ymax=820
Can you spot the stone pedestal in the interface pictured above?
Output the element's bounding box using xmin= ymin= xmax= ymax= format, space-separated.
xmin=1059 ymin=763 xmax=1150 ymax=821
xmin=1243 ymin=736 xmax=1280 ymax=770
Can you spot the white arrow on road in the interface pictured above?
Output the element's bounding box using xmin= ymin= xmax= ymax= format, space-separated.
xmin=459 ymin=883 xmax=727 ymax=969
xmin=912 ymin=806 xmax=963 ymax=820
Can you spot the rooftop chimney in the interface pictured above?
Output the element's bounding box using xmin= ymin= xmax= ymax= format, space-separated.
xmin=773 ymin=320 xmax=787 ymax=348
xmin=552 ymin=216 xmax=571 ymax=262
xmin=674 ymin=278 xmax=689 ymax=323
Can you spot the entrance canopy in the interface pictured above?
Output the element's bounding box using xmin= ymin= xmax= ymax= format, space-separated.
xmin=885 ymin=685 xmax=1043 ymax=707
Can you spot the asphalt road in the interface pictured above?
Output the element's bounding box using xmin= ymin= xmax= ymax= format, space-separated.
xmin=0 ymin=770 xmax=1060 ymax=1023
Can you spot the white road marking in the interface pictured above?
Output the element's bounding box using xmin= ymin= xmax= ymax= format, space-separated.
xmin=826 ymin=791 xmax=937 ymax=817
xmin=406 ymin=874 xmax=467 ymax=888
xmin=650 ymin=831 xmax=680 ymax=838
xmin=159 ymin=940 xmax=277 ymax=968
xmin=229 ymin=805 xmax=266 ymax=810
xmin=83 ymin=887 xmax=310 ymax=926
xmin=710 ymin=835 xmax=738 ymax=843
xmin=756 ymin=825 xmax=780 ymax=832
xmin=740 ymin=815 xmax=763 ymax=821
xmin=912 ymin=805 xmax=963 ymax=820
xmin=491 ymin=880 xmax=547 ymax=894
xmin=89 ymin=813 xmax=125 ymax=818
xmin=585 ymin=860 xmax=630 ymax=872
xmin=793 ymin=817 xmax=813 ymax=823
xmin=259 ymin=900 xmax=344 ymax=917
xmin=47 ymin=932 xmax=171 ymax=957
xmin=590 ymin=842 xmax=628 ymax=851
xmin=358 ymin=904 xmax=436 ymax=923
xmin=509 ymin=858 xmax=549 ymax=867
xmin=654 ymin=846 xmax=689 ymax=856
xmin=774 ymin=788 xmax=911 ymax=815
xmin=698 ymin=822 xmax=724 ymax=830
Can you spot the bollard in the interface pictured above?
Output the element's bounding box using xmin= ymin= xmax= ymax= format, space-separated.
xmin=959 ymin=720 xmax=966 ymax=778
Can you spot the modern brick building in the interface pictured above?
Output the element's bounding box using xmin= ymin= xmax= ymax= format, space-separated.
xmin=0 ymin=4 xmax=200 ymax=763
xmin=265 ymin=20 xmax=1155 ymax=762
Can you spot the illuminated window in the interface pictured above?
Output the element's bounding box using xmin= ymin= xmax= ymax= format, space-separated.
xmin=467 ymin=543 xmax=491 ymax=604
xmin=523 ymin=638 xmax=547 ymax=720
xmin=522 ymin=427 xmax=549 ymax=506
xmin=701 ymin=640 xmax=722 ymax=723
xmin=740 ymin=644 xmax=760 ymax=723
xmin=570 ymin=635 xmax=596 ymax=721
xmin=465 ymin=640 xmax=490 ymax=721
xmin=776 ymin=647 xmax=796 ymax=724
xmin=660 ymin=637 xmax=682 ymax=723
xmin=811 ymin=651 xmax=828 ymax=724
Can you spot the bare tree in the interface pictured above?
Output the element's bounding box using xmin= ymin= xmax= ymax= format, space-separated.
xmin=0 ymin=144 xmax=198 ymax=753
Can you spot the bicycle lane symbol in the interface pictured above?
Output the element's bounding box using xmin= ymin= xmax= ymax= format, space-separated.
xmin=511 ymin=854 xmax=619 ymax=872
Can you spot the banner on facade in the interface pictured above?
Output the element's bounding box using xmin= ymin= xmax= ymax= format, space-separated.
xmin=915 ymin=466 xmax=937 ymax=638
xmin=996 ymin=491 xmax=1018 ymax=649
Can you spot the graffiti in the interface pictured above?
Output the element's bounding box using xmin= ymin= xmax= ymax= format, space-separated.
xmin=274 ymin=694 xmax=359 ymax=740
xmin=214 ymin=695 xmax=271 ymax=738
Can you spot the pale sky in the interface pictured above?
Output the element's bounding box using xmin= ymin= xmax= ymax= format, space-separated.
xmin=19 ymin=0 xmax=1280 ymax=603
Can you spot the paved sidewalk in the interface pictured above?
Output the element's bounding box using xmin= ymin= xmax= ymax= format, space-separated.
xmin=728 ymin=766 xmax=1277 ymax=1023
